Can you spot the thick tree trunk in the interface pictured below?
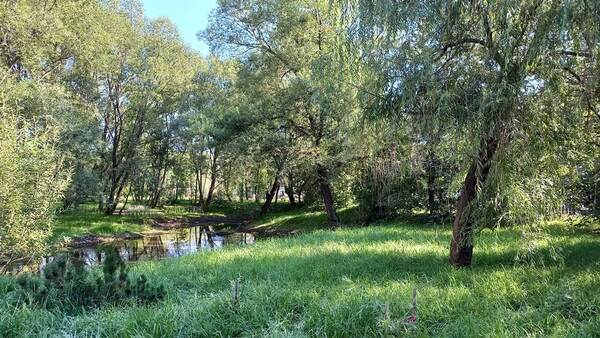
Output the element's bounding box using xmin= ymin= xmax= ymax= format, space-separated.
xmin=316 ymin=164 xmax=339 ymax=227
xmin=204 ymin=175 xmax=217 ymax=210
xmin=285 ymin=186 xmax=296 ymax=204
xmin=260 ymin=176 xmax=280 ymax=215
xmin=450 ymin=135 xmax=498 ymax=267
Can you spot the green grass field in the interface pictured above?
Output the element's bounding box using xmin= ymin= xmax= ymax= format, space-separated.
xmin=2 ymin=207 xmax=599 ymax=337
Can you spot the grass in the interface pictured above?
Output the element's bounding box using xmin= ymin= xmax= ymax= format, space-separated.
xmin=50 ymin=201 xmax=254 ymax=243
xmin=51 ymin=203 xmax=157 ymax=242
xmin=50 ymin=200 xmax=327 ymax=243
xmin=2 ymin=206 xmax=599 ymax=337
xmin=248 ymin=205 xmax=361 ymax=233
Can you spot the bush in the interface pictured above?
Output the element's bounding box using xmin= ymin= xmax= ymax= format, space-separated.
xmin=0 ymin=113 xmax=69 ymax=273
xmin=3 ymin=249 xmax=164 ymax=312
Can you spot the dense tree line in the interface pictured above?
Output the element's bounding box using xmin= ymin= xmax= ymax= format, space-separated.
xmin=0 ymin=0 xmax=598 ymax=271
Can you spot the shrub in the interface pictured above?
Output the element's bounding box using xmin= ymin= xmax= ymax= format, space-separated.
xmin=0 ymin=113 xmax=69 ymax=273
xmin=4 ymin=249 xmax=164 ymax=312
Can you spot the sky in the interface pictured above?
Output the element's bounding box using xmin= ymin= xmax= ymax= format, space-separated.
xmin=142 ymin=0 xmax=218 ymax=56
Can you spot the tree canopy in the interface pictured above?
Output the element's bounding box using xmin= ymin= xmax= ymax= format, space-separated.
xmin=0 ymin=0 xmax=598 ymax=271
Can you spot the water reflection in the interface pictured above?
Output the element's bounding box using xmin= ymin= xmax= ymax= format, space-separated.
xmin=42 ymin=226 xmax=255 ymax=269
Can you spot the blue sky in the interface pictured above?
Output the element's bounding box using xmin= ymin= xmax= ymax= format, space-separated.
xmin=142 ymin=0 xmax=218 ymax=55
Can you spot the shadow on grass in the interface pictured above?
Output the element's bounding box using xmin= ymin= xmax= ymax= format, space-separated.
xmin=141 ymin=222 xmax=600 ymax=295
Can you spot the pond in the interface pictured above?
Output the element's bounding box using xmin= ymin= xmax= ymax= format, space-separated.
xmin=40 ymin=226 xmax=256 ymax=270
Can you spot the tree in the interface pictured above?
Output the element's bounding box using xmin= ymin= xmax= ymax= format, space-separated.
xmin=0 ymin=0 xmax=107 ymax=271
xmin=90 ymin=4 xmax=200 ymax=214
xmin=205 ymin=0 xmax=360 ymax=226
xmin=142 ymin=19 xmax=201 ymax=208
xmin=0 ymin=112 xmax=69 ymax=273
xmin=348 ymin=0 xmax=594 ymax=266
xmin=187 ymin=59 xmax=241 ymax=210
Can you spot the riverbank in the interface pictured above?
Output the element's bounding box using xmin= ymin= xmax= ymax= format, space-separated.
xmin=52 ymin=202 xmax=356 ymax=248
xmin=52 ymin=202 xmax=253 ymax=246
xmin=2 ymin=216 xmax=599 ymax=336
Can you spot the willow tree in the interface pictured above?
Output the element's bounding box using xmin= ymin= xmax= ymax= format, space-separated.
xmin=205 ymin=0 xmax=360 ymax=226
xmin=558 ymin=1 xmax=600 ymax=219
xmin=142 ymin=19 xmax=201 ymax=208
xmin=83 ymin=2 xmax=201 ymax=214
xmin=348 ymin=0 xmax=590 ymax=266
xmin=0 ymin=0 xmax=106 ymax=270
xmin=185 ymin=59 xmax=242 ymax=210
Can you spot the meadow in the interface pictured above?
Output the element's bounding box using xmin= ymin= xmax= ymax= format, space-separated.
xmin=1 ymin=207 xmax=599 ymax=337
xmin=2 ymin=0 xmax=600 ymax=337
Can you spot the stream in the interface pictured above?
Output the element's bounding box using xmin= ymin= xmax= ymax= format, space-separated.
xmin=40 ymin=226 xmax=256 ymax=270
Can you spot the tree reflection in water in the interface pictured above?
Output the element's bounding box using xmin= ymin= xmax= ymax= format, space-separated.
xmin=60 ymin=226 xmax=255 ymax=268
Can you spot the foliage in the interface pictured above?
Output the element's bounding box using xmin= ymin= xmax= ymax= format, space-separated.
xmin=0 ymin=113 xmax=68 ymax=273
xmin=1 ymin=0 xmax=599 ymax=274
xmin=204 ymin=0 xmax=361 ymax=225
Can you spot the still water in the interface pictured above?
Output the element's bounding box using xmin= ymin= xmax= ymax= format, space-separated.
xmin=42 ymin=226 xmax=255 ymax=269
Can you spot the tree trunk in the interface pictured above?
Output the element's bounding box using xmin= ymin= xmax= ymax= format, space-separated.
xmin=203 ymin=147 xmax=219 ymax=210
xmin=427 ymin=162 xmax=436 ymax=215
xmin=449 ymin=135 xmax=498 ymax=267
xmin=285 ymin=173 xmax=296 ymax=205
xmin=285 ymin=186 xmax=296 ymax=204
xmin=118 ymin=187 xmax=131 ymax=215
xmin=204 ymin=174 xmax=217 ymax=210
xmin=148 ymin=165 xmax=167 ymax=208
xmin=297 ymin=181 xmax=306 ymax=204
xmin=260 ymin=176 xmax=280 ymax=215
xmin=316 ymin=164 xmax=339 ymax=227
xmin=224 ymin=179 xmax=233 ymax=202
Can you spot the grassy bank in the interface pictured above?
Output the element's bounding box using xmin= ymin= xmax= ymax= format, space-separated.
xmin=51 ymin=201 xmax=330 ymax=243
xmin=247 ymin=206 xmax=361 ymax=233
xmin=51 ymin=201 xmax=264 ymax=242
xmin=2 ymin=216 xmax=599 ymax=337
xmin=51 ymin=204 xmax=155 ymax=241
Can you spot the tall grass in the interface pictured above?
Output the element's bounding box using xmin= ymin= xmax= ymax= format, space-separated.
xmin=1 ymin=218 xmax=599 ymax=337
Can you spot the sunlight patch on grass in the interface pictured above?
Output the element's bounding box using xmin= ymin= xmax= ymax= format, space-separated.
xmin=4 ymin=208 xmax=599 ymax=337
